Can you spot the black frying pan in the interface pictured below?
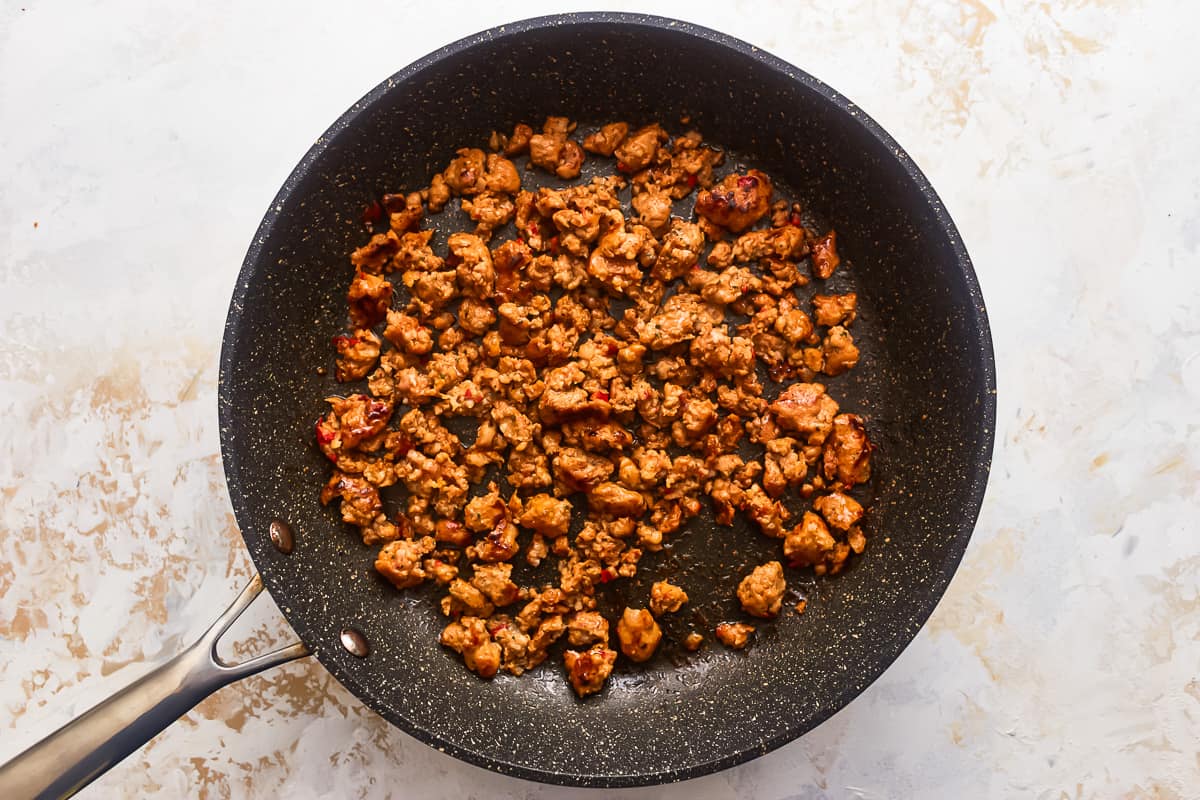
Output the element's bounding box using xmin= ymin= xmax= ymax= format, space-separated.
xmin=0 ymin=13 xmax=995 ymax=795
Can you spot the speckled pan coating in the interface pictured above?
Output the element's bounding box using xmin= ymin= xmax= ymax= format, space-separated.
xmin=217 ymin=12 xmax=997 ymax=788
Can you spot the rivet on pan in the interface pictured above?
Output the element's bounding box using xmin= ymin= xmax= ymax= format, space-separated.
xmin=340 ymin=627 xmax=370 ymax=658
xmin=268 ymin=519 xmax=295 ymax=554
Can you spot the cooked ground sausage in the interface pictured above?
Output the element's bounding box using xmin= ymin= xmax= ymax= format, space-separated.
xmin=715 ymin=622 xmax=755 ymax=650
xmin=823 ymin=413 xmax=872 ymax=487
xmin=695 ymin=170 xmax=773 ymax=233
xmin=821 ymin=325 xmax=860 ymax=376
xmin=813 ymin=491 xmax=865 ymax=531
xmin=564 ymin=646 xmax=617 ymax=697
xmin=517 ymin=493 xmax=572 ymax=536
xmin=374 ymin=536 xmax=436 ymax=589
xmin=471 ymin=563 xmax=520 ymax=606
xmin=649 ymin=581 xmax=689 ymax=615
xmin=529 ymin=117 xmax=586 ymax=180
xmin=616 ymin=607 xmax=662 ymax=663
xmin=589 ymin=482 xmax=646 ymax=516
xmin=334 ymin=329 xmax=381 ymax=382
xmin=582 ymin=121 xmax=628 ymax=156
xmin=810 ymin=230 xmax=840 ymax=279
xmin=613 ymin=124 xmax=666 ymax=172
xmin=566 ymin=610 xmax=610 ymax=647
xmin=440 ymin=617 xmax=502 ymax=678
xmin=552 ymin=447 xmax=615 ymax=492
xmin=812 ymin=293 xmax=857 ymax=327
xmin=347 ymin=270 xmax=393 ymax=327
xmin=737 ymin=561 xmax=786 ymax=618
xmin=319 ymin=117 xmax=874 ymax=692
xmin=784 ymin=511 xmax=837 ymax=567
xmin=769 ymin=382 xmax=839 ymax=445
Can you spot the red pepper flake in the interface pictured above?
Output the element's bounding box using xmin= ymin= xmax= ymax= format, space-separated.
xmin=550 ymin=235 xmax=560 ymax=254
xmin=517 ymin=237 xmax=525 ymax=245
xmin=395 ymin=436 xmax=413 ymax=456
xmin=605 ymin=342 xmax=618 ymax=356
xmin=362 ymin=200 xmax=383 ymax=226
xmin=489 ymin=623 xmax=508 ymax=636
xmin=599 ymin=568 xmax=615 ymax=584
xmin=315 ymin=421 xmax=337 ymax=445
xmin=332 ymin=335 xmax=359 ymax=348
xmin=789 ymin=213 xmax=803 ymax=227
xmin=616 ymin=161 xmax=630 ymax=173
xmin=592 ymin=390 xmax=610 ymax=402
xmin=737 ymin=175 xmax=759 ymax=190
xmin=687 ymin=174 xmax=698 ymax=187
xmin=529 ymin=221 xmax=540 ymax=237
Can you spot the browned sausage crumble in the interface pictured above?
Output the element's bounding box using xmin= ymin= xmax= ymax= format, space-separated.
xmin=316 ymin=117 xmax=874 ymax=697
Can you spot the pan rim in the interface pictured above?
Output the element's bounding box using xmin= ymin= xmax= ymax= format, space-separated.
xmin=218 ymin=10 xmax=997 ymax=788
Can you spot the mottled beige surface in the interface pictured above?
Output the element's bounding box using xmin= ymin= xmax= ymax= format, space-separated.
xmin=2 ymin=1 xmax=1198 ymax=798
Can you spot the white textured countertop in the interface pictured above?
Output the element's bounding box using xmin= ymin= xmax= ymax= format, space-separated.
xmin=2 ymin=1 xmax=1198 ymax=797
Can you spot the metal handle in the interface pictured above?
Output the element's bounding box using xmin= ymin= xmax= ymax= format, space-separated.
xmin=0 ymin=574 xmax=309 ymax=800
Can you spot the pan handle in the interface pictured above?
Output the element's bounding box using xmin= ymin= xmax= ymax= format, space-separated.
xmin=0 ymin=573 xmax=309 ymax=800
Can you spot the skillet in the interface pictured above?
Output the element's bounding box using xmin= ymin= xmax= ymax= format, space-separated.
xmin=0 ymin=12 xmax=996 ymax=796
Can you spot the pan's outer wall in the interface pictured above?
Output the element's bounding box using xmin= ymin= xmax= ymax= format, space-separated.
xmin=218 ymin=13 xmax=996 ymax=788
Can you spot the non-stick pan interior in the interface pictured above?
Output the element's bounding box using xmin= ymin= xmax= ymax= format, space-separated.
xmin=218 ymin=13 xmax=995 ymax=787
